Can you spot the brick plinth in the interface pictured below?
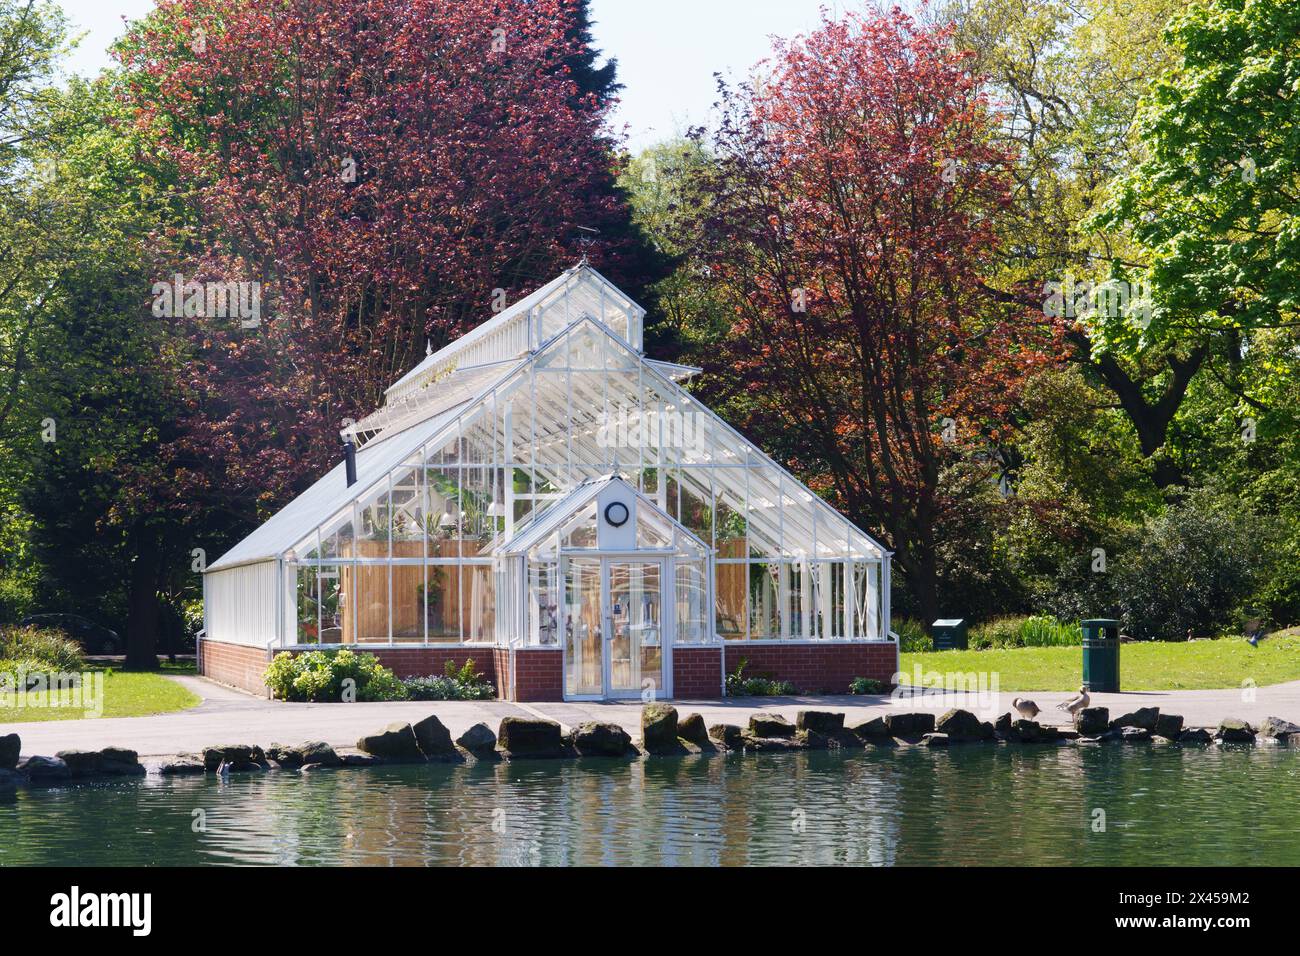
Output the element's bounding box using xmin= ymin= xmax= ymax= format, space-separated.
xmin=672 ymin=646 xmax=723 ymax=698
xmin=723 ymin=641 xmax=898 ymax=694
xmin=198 ymin=638 xmax=273 ymax=696
xmin=509 ymin=648 xmax=564 ymax=701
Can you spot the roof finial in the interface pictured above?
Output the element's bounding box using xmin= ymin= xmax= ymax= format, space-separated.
xmin=425 ymin=339 xmax=432 ymax=357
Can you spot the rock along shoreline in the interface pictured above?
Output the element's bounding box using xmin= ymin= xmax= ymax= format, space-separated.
xmin=2 ymin=704 xmax=1298 ymax=788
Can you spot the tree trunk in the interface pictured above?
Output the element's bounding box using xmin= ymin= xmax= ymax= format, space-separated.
xmin=124 ymin=525 xmax=162 ymax=671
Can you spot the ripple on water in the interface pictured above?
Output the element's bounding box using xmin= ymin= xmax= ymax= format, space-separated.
xmin=1 ymin=744 xmax=1298 ymax=866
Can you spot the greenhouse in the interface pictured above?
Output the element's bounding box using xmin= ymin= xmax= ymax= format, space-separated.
xmin=200 ymin=265 xmax=898 ymax=700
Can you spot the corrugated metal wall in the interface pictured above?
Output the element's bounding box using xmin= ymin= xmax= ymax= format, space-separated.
xmin=204 ymin=561 xmax=280 ymax=647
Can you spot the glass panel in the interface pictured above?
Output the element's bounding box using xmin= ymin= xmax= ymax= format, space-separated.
xmin=565 ymin=558 xmax=604 ymax=696
xmin=317 ymin=565 xmax=345 ymax=643
xmin=389 ymin=465 xmax=424 ymax=554
xmin=353 ymin=563 xmax=390 ymax=643
xmin=563 ymin=502 xmax=599 ymax=549
xmin=296 ymin=565 xmax=321 ymax=644
xmin=357 ymin=491 xmax=390 ymax=559
xmin=675 ymin=559 xmax=707 ymax=644
xmin=461 ymin=564 xmax=495 ymax=642
xmin=425 ymin=564 xmax=458 ymax=642
xmin=391 ymin=563 xmax=424 ymax=643
xmin=749 ymin=560 xmax=781 ymax=639
xmin=609 ymin=561 xmax=662 ymax=697
xmin=529 ymin=561 xmax=560 ymax=646
xmin=715 ymin=562 xmax=748 ymax=640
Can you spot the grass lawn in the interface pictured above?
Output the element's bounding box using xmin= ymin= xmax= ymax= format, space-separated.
xmin=0 ymin=661 xmax=201 ymax=723
xmin=898 ymin=631 xmax=1300 ymax=691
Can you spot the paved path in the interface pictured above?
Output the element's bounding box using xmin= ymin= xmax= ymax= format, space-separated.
xmin=4 ymin=674 xmax=1300 ymax=759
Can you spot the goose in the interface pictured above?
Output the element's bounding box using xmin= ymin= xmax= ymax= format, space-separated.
xmin=1056 ymin=686 xmax=1090 ymax=715
xmin=1012 ymin=697 xmax=1040 ymax=719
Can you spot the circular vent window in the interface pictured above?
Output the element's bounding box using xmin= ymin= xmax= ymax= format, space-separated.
xmin=604 ymin=501 xmax=629 ymax=527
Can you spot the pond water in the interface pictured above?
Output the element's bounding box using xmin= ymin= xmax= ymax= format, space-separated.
xmin=3 ymin=743 xmax=1298 ymax=866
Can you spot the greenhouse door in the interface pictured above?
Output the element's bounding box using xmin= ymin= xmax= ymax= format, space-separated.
xmin=563 ymin=556 xmax=666 ymax=700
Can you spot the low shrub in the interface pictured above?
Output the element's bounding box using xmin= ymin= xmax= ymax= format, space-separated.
xmin=848 ymin=676 xmax=884 ymax=694
xmin=724 ymin=658 xmax=796 ymax=697
xmin=264 ymin=649 xmax=406 ymax=702
xmin=403 ymin=658 xmax=496 ymax=701
xmin=0 ymin=624 xmax=85 ymax=672
xmin=968 ymin=615 xmax=1081 ymax=650
xmin=893 ymin=617 xmax=933 ymax=653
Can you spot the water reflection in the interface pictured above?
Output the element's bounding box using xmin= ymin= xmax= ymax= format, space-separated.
xmin=2 ymin=744 xmax=1298 ymax=866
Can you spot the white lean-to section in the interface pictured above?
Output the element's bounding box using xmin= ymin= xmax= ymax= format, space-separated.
xmin=204 ymin=265 xmax=893 ymax=685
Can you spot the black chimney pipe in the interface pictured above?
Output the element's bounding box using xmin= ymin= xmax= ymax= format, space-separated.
xmin=343 ymin=438 xmax=357 ymax=486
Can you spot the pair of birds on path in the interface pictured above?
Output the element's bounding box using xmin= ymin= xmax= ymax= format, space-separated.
xmin=1011 ymin=686 xmax=1090 ymax=720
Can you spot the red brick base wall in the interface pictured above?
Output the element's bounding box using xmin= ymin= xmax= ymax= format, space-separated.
xmin=724 ymin=641 xmax=898 ymax=694
xmin=672 ymin=646 xmax=723 ymax=698
xmin=510 ymin=648 xmax=564 ymax=701
xmin=198 ymin=638 xmax=272 ymax=697
xmin=200 ymin=639 xmax=896 ymax=701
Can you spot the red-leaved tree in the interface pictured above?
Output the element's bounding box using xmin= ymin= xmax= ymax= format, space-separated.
xmin=116 ymin=0 xmax=631 ymax=523
xmin=694 ymin=7 xmax=1062 ymax=620
xmin=108 ymin=0 xmax=635 ymax=664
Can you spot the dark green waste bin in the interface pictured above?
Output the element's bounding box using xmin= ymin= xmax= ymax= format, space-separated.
xmin=1081 ymin=618 xmax=1121 ymax=692
xmin=932 ymin=619 xmax=967 ymax=650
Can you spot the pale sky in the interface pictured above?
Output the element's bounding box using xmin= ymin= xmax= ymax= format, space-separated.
xmin=52 ymin=0 xmax=894 ymax=153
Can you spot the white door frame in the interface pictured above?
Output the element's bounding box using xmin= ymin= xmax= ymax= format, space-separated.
xmin=559 ymin=550 xmax=675 ymax=701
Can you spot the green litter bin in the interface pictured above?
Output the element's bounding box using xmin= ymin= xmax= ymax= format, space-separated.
xmin=932 ymin=619 xmax=967 ymax=651
xmin=1081 ymin=618 xmax=1121 ymax=692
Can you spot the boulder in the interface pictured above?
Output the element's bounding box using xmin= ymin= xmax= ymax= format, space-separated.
xmin=0 ymin=733 xmax=19 ymax=770
xmin=296 ymin=741 xmax=340 ymax=767
xmin=339 ymin=751 xmax=382 ymax=766
xmin=921 ymin=733 xmax=950 ymax=747
xmin=57 ymin=748 xmax=144 ymax=777
xmin=994 ymin=712 xmax=1013 ymax=737
xmin=55 ymin=750 xmax=102 ymax=777
xmin=497 ymin=717 xmax=565 ymax=757
xmin=1109 ymin=707 xmax=1159 ymax=732
xmin=884 ymin=712 xmax=935 ymax=740
xmin=796 ymin=730 xmax=829 ymax=749
xmin=748 ymin=712 xmax=796 ymax=738
xmin=158 ymin=755 xmax=206 ymax=776
xmin=742 ymin=733 xmax=804 ymax=753
xmin=202 ymin=745 xmax=266 ymax=772
xmin=1008 ymin=719 xmax=1044 ymax=743
xmin=1255 ymin=716 xmax=1300 ymax=739
xmin=935 ymin=708 xmax=981 ymax=742
xmin=412 ymin=715 xmax=456 ymax=758
xmin=847 ymin=716 xmax=891 ymax=741
xmin=1215 ymin=718 xmax=1255 ymax=743
xmin=709 ymin=724 xmax=744 ymax=751
xmin=265 ymin=743 xmax=303 ymax=768
xmin=0 ymin=767 xmax=22 ymax=789
xmin=1178 ymin=728 xmax=1213 ymax=744
xmin=98 ymin=748 xmax=144 ymax=776
xmin=456 ymin=722 xmax=498 ymax=755
xmin=572 ymin=721 xmax=633 ymax=757
xmin=796 ymin=711 xmax=844 ymax=735
xmin=979 ymin=721 xmax=996 ymax=741
xmin=1120 ymin=726 xmax=1152 ymax=743
xmin=641 ymin=704 xmax=679 ymax=753
xmin=18 ymin=755 xmax=69 ymax=782
xmin=677 ymin=713 xmax=711 ymax=747
xmin=356 ymin=722 xmax=425 ymax=761
xmin=1074 ymin=707 xmax=1110 ymax=736
xmin=1153 ymin=713 xmax=1184 ymax=740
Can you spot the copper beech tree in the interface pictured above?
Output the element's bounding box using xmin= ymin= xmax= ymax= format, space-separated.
xmin=110 ymin=0 xmax=636 ymax=664
xmin=693 ymin=9 xmax=1061 ymax=620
